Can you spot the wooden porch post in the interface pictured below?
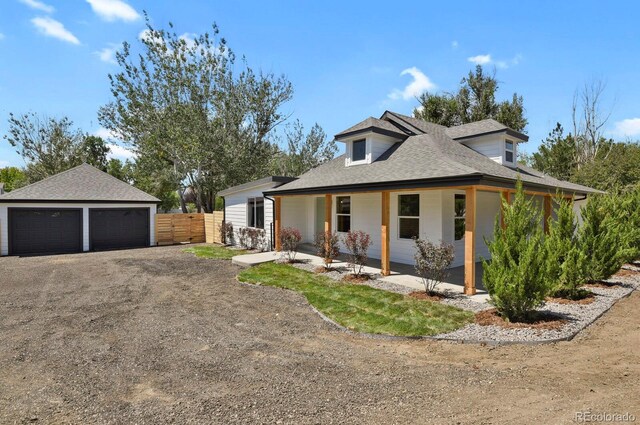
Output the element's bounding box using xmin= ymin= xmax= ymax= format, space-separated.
xmin=500 ymin=190 xmax=510 ymax=230
xmin=381 ymin=191 xmax=390 ymax=276
xmin=324 ymin=194 xmax=332 ymax=234
xmin=464 ymin=187 xmax=477 ymax=295
xmin=543 ymin=195 xmax=552 ymax=234
xmin=274 ymin=196 xmax=282 ymax=251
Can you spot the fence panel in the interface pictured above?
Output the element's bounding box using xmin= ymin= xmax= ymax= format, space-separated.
xmin=155 ymin=213 xmax=205 ymax=245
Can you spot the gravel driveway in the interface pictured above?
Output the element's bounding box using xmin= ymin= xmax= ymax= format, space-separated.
xmin=1 ymin=244 xmax=639 ymax=424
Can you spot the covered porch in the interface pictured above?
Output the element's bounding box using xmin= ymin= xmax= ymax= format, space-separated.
xmin=272 ymin=185 xmax=558 ymax=296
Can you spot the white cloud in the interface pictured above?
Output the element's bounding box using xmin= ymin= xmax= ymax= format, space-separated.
xmin=19 ymin=0 xmax=54 ymax=13
xmin=107 ymin=143 xmax=135 ymax=160
xmin=86 ymin=0 xmax=140 ymax=22
xmin=388 ymin=67 xmax=436 ymax=101
xmin=94 ymin=43 xmax=119 ymax=64
xmin=139 ymin=28 xmax=163 ymax=45
xmin=467 ymin=54 xmax=492 ymax=65
xmin=31 ymin=16 xmax=80 ymax=45
xmin=0 ymin=160 xmax=10 ymax=167
xmin=613 ymin=118 xmax=640 ymax=137
xmin=0 ymin=33 xmax=5 ymax=41
xmin=94 ymin=127 xmax=118 ymax=139
xmin=451 ymin=40 xmax=458 ymax=49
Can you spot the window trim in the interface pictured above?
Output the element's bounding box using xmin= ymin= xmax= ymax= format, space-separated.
xmin=350 ymin=139 xmax=368 ymax=164
xmin=335 ymin=195 xmax=351 ymax=233
xmin=247 ymin=196 xmax=265 ymax=229
xmin=454 ymin=194 xmax=466 ymax=241
xmin=505 ymin=139 xmax=515 ymax=163
xmin=397 ymin=193 xmax=420 ymax=240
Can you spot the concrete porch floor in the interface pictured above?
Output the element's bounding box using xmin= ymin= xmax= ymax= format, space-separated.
xmin=232 ymin=244 xmax=489 ymax=302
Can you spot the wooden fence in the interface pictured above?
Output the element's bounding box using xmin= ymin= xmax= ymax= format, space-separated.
xmin=155 ymin=212 xmax=223 ymax=246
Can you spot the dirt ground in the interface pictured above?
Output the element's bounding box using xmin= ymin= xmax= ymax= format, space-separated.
xmin=0 ymin=244 xmax=638 ymax=424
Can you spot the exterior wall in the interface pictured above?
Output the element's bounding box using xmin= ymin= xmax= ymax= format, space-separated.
xmin=223 ymin=183 xmax=276 ymax=247
xmin=459 ymin=134 xmax=519 ymax=167
xmin=330 ymin=192 xmax=383 ymax=260
xmin=281 ymin=196 xmax=312 ymax=242
xmin=0 ymin=202 xmax=157 ymax=256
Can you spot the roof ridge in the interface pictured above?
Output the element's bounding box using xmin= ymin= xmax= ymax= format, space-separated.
xmin=0 ymin=162 xmax=89 ymax=197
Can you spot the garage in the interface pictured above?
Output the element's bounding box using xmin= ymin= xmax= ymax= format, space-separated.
xmin=9 ymin=208 xmax=83 ymax=256
xmin=0 ymin=164 xmax=159 ymax=256
xmin=90 ymin=208 xmax=149 ymax=251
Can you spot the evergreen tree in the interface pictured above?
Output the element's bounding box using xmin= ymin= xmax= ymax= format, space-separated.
xmin=483 ymin=180 xmax=548 ymax=321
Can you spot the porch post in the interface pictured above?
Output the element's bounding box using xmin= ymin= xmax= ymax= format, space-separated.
xmin=464 ymin=187 xmax=477 ymax=295
xmin=381 ymin=191 xmax=390 ymax=276
xmin=543 ymin=195 xmax=552 ymax=234
xmin=274 ymin=196 xmax=282 ymax=251
xmin=500 ymin=190 xmax=510 ymax=230
xmin=324 ymin=194 xmax=332 ymax=234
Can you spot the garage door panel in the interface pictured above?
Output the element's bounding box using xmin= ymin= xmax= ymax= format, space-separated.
xmin=9 ymin=208 xmax=82 ymax=256
xmin=90 ymin=208 xmax=149 ymax=251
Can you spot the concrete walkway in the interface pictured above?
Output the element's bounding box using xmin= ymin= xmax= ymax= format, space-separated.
xmin=232 ymin=248 xmax=490 ymax=302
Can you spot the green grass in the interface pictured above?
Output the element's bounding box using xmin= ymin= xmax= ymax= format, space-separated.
xmin=184 ymin=244 xmax=245 ymax=260
xmin=237 ymin=262 xmax=474 ymax=337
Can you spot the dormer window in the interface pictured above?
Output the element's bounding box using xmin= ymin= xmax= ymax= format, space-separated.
xmin=352 ymin=139 xmax=366 ymax=162
xmin=505 ymin=140 xmax=514 ymax=163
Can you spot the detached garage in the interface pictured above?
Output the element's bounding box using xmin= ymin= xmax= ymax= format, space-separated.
xmin=0 ymin=163 xmax=159 ymax=256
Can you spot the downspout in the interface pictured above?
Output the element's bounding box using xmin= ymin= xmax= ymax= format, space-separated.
xmin=221 ymin=196 xmax=226 ymax=244
xmin=264 ymin=195 xmax=275 ymax=251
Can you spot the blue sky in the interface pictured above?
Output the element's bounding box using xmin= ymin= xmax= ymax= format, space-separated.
xmin=1 ymin=0 xmax=640 ymax=168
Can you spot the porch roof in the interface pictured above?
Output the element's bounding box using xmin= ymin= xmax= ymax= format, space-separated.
xmin=265 ymin=118 xmax=600 ymax=196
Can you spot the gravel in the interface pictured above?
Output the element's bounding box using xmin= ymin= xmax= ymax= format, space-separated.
xmin=291 ymin=260 xmax=640 ymax=343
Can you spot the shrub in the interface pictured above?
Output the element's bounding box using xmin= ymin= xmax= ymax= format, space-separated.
xmin=219 ymin=221 xmax=234 ymax=245
xmin=343 ymin=230 xmax=372 ymax=277
xmin=279 ymin=227 xmax=302 ymax=263
xmin=609 ymin=188 xmax=640 ymax=263
xmin=237 ymin=227 xmax=267 ymax=251
xmin=544 ymin=196 xmax=588 ymax=299
xmin=578 ymin=194 xmax=632 ymax=281
xmin=482 ymin=180 xmax=548 ymax=322
xmin=413 ymin=238 xmax=455 ymax=295
xmin=313 ymin=230 xmax=341 ymax=269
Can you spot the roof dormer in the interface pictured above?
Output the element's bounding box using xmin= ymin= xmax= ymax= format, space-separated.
xmin=334 ymin=117 xmax=407 ymax=167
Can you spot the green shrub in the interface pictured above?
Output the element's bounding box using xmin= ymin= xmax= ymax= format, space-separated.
xmin=483 ymin=180 xmax=548 ymax=322
xmin=413 ymin=238 xmax=455 ymax=295
xmin=610 ymin=188 xmax=640 ymax=263
xmin=578 ymin=194 xmax=632 ymax=281
xmin=544 ymin=195 xmax=588 ymax=298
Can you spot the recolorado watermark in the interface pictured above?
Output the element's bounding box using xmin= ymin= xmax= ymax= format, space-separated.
xmin=575 ymin=411 xmax=636 ymax=423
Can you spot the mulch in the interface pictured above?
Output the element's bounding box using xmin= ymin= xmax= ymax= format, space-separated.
xmin=342 ymin=274 xmax=372 ymax=284
xmin=475 ymin=309 xmax=566 ymax=330
xmin=546 ymin=292 xmax=596 ymax=305
xmin=408 ymin=291 xmax=444 ymax=302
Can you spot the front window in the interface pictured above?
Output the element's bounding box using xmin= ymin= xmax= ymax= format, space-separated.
xmin=247 ymin=197 xmax=264 ymax=229
xmin=398 ymin=194 xmax=419 ymax=239
xmin=352 ymin=139 xmax=366 ymax=162
xmin=505 ymin=140 xmax=514 ymax=163
xmin=336 ymin=196 xmax=351 ymax=232
xmin=454 ymin=194 xmax=465 ymax=240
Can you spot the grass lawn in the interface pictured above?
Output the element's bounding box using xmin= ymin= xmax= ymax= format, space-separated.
xmin=184 ymin=244 xmax=245 ymax=260
xmin=238 ymin=262 xmax=474 ymax=337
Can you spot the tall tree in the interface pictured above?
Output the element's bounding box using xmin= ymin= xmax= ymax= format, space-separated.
xmin=4 ymin=113 xmax=110 ymax=183
xmin=414 ymin=65 xmax=527 ymax=131
xmin=271 ymin=120 xmax=336 ymax=176
xmin=0 ymin=167 xmax=27 ymax=192
xmin=571 ymin=79 xmax=613 ymax=168
xmin=526 ymin=123 xmax=578 ymax=181
xmin=98 ymin=16 xmax=292 ymax=212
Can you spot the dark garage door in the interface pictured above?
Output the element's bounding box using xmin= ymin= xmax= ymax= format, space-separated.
xmin=90 ymin=208 xmax=149 ymax=251
xmin=9 ymin=208 xmax=82 ymax=256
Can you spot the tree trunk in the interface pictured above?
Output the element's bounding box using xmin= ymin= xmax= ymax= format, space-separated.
xmin=177 ymin=188 xmax=188 ymax=213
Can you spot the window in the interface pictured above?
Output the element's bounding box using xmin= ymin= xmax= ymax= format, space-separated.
xmin=336 ymin=196 xmax=351 ymax=232
xmin=454 ymin=194 xmax=465 ymax=240
xmin=247 ymin=197 xmax=264 ymax=229
xmin=505 ymin=140 xmax=514 ymax=163
xmin=398 ymin=194 xmax=420 ymax=239
xmin=352 ymin=139 xmax=366 ymax=162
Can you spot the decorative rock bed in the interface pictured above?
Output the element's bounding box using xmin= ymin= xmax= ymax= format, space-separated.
xmin=290 ymin=260 xmax=640 ymax=344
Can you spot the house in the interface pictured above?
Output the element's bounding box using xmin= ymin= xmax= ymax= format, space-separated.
xmin=0 ymin=163 xmax=159 ymax=256
xmin=221 ymin=111 xmax=599 ymax=295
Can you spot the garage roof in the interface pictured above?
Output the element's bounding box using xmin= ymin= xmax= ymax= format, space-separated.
xmin=0 ymin=163 xmax=160 ymax=203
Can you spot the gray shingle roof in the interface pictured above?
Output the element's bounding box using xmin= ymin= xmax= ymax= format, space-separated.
xmin=266 ymin=118 xmax=599 ymax=195
xmin=0 ymin=163 xmax=160 ymax=202
xmin=445 ymin=119 xmax=529 ymax=141
xmin=219 ymin=176 xmax=296 ymax=196
xmin=335 ymin=117 xmax=409 ymax=139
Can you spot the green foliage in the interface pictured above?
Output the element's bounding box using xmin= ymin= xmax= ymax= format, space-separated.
xmin=0 ymin=167 xmax=27 ymax=192
xmin=80 ymin=135 xmax=110 ymax=171
xmin=183 ymin=245 xmax=244 ymax=260
xmin=526 ymin=123 xmax=578 ymax=182
xmin=544 ymin=196 xmax=588 ymax=298
xmin=415 ymin=65 xmax=527 ymax=131
xmin=578 ymin=194 xmax=631 ymax=281
xmin=482 ymin=180 xmax=548 ymax=321
xmin=271 ymin=120 xmax=337 ymax=177
xmin=571 ymin=142 xmax=640 ymax=192
xmin=238 ymin=262 xmax=474 ymax=337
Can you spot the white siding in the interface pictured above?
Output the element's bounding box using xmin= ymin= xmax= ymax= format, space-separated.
xmin=223 ymin=183 xmax=276 ymax=247
xmin=332 ymin=193 xmax=382 ymax=259
xmin=459 ymin=134 xmax=518 ymax=167
xmin=281 ymin=196 xmax=311 ymax=242
xmin=344 ymin=134 xmax=400 ymax=167
xmin=0 ymin=202 xmax=157 ymax=256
